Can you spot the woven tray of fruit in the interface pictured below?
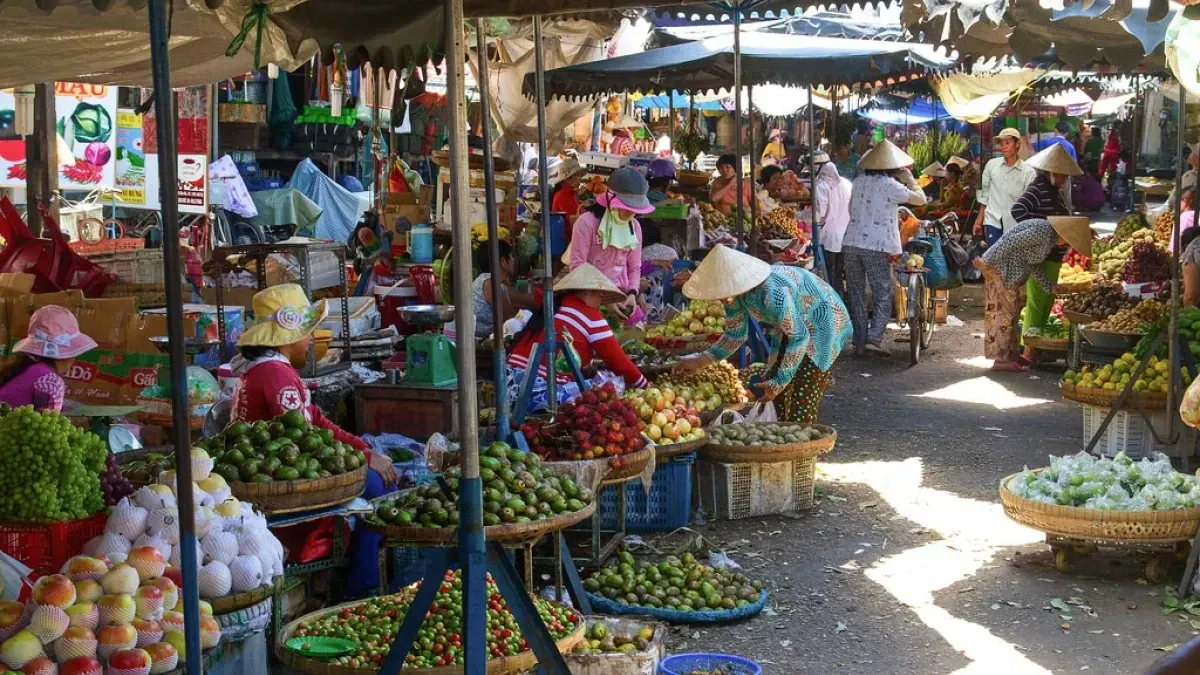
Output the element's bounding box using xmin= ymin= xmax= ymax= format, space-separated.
xmin=700 ymin=423 xmax=837 ymax=463
xmin=277 ymin=571 xmax=585 ymax=674
xmin=567 ymin=617 xmax=666 ymax=672
xmin=582 ymin=551 xmax=767 ymax=624
xmin=364 ymin=442 xmax=597 ymax=544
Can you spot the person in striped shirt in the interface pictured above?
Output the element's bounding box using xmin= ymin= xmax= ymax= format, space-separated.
xmin=508 ymin=264 xmax=648 ymax=395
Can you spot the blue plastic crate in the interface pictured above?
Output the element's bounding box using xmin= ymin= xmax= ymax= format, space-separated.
xmin=597 ymin=452 xmax=694 ymax=532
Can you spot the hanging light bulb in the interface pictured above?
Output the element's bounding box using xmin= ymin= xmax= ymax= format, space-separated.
xmin=13 ymin=85 xmax=35 ymax=137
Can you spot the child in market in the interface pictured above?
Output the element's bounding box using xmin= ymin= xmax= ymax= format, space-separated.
xmin=0 ymin=306 xmax=97 ymax=413
xmin=231 ymin=283 xmax=396 ymax=597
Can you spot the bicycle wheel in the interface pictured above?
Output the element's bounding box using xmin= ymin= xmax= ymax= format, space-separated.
xmin=920 ymin=285 xmax=935 ymax=349
xmin=908 ymin=273 xmax=926 ymax=365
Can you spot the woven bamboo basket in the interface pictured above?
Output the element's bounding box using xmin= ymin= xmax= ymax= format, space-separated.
xmin=1055 ymin=281 xmax=1093 ymax=295
xmin=1023 ymin=334 xmax=1069 ymax=352
xmin=276 ymin=596 xmax=585 ymax=675
xmin=700 ymin=425 xmax=837 ymax=463
xmin=1060 ymin=383 xmax=1168 ymax=410
xmin=999 ymin=472 xmax=1200 ymax=543
xmin=651 ymin=435 xmax=708 ymax=460
xmin=600 ymin=445 xmax=654 ymax=485
xmin=229 ymin=465 xmax=367 ymax=515
xmin=1061 ymin=310 xmax=1095 ymax=326
xmin=676 ymin=169 xmax=711 ymax=188
xmin=362 ymin=499 xmax=597 ymax=546
xmin=209 ymin=580 xmax=277 ymax=615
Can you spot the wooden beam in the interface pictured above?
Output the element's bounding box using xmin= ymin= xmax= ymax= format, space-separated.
xmin=24 ymin=83 xmax=57 ymax=236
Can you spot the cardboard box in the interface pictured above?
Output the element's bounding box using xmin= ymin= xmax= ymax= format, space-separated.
xmin=142 ymin=304 xmax=246 ymax=369
xmin=384 ymin=191 xmax=431 ymax=228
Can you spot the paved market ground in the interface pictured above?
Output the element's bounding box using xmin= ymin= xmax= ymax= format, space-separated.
xmin=654 ymin=283 xmax=1199 ymax=675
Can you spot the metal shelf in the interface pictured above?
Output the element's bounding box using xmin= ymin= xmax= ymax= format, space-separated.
xmin=210 ymin=241 xmax=353 ymax=378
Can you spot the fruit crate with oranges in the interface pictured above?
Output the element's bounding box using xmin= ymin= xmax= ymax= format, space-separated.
xmin=0 ymin=512 xmax=107 ymax=578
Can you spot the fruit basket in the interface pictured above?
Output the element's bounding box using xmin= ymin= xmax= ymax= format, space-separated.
xmin=566 ymin=617 xmax=667 ymax=674
xmin=1059 ymin=382 xmax=1168 ymax=410
xmin=229 ymin=465 xmax=367 ymax=516
xmin=649 ymin=435 xmax=707 ymax=460
xmin=999 ymin=471 xmax=1200 ymax=543
xmin=600 ymin=445 xmax=655 ymax=485
xmin=277 ymin=583 xmax=585 ymax=675
xmin=209 ymin=579 xmax=278 ymax=615
xmin=700 ymin=424 xmax=837 ymax=464
xmin=585 ymin=589 xmax=767 ymax=625
xmin=1023 ymin=333 xmax=1068 ymax=352
xmin=363 ymin=495 xmax=597 ymax=545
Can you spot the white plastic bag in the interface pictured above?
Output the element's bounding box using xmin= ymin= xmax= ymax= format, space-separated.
xmin=741 ymin=402 xmax=778 ymax=423
xmin=1182 ymin=377 xmax=1200 ymax=429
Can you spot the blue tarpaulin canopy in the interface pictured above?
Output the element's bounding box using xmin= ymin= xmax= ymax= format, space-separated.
xmin=526 ymin=32 xmax=956 ymax=99
xmin=634 ymin=92 xmax=726 ymax=109
xmin=859 ymin=97 xmax=952 ymax=125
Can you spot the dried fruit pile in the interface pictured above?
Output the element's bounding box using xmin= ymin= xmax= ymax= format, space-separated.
xmin=1063 ymin=285 xmax=1139 ymax=320
xmin=290 ymin=571 xmax=581 ymax=669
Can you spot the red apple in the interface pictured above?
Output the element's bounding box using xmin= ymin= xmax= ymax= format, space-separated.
xmin=107 ymin=648 xmax=150 ymax=675
xmin=58 ymin=657 xmax=101 ymax=675
xmin=20 ymin=656 xmax=55 ymax=675
xmin=159 ymin=569 xmax=183 ymax=589
xmin=32 ymin=575 xmax=76 ymax=610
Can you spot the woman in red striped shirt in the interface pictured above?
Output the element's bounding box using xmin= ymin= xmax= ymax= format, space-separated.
xmin=508 ymin=263 xmax=648 ymax=391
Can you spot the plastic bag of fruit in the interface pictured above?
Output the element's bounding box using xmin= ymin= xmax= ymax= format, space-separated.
xmin=1181 ymin=377 xmax=1200 ymax=429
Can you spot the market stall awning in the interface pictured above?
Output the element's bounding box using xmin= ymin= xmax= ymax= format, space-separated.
xmin=903 ymin=0 xmax=1176 ymax=71
xmin=633 ymin=92 xmax=726 ymax=110
xmin=525 ymin=32 xmax=957 ymax=99
xmin=649 ymin=10 xmax=906 ymax=47
xmin=859 ymin=96 xmax=951 ymax=125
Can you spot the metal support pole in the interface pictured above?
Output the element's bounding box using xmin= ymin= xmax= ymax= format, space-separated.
xmin=441 ymin=2 xmax=487 ymax=671
xmin=808 ymin=85 xmax=823 ymax=276
xmin=146 ymin=2 xmax=201 ymax=672
xmin=476 ymin=20 xmax=508 ymax=437
xmin=534 ymin=16 xmax=557 ymax=409
xmin=733 ymin=0 xmax=745 ymax=247
xmin=1170 ymin=82 xmax=1187 ymax=445
xmin=669 ymin=93 xmax=675 ymax=155
xmin=748 ymin=85 xmax=758 ymax=254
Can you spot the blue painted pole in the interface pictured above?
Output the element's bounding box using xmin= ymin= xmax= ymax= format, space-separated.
xmin=534 ymin=16 xmax=558 ymax=412
xmin=146 ymin=1 xmax=201 ymax=670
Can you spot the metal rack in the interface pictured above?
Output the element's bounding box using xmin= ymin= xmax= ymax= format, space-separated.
xmin=210 ymin=241 xmax=352 ymax=377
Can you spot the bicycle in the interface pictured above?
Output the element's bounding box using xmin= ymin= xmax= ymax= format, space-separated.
xmin=895 ymin=211 xmax=958 ymax=365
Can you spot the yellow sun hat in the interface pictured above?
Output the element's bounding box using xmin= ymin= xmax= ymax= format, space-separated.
xmin=238 ymin=283 xmax=328 ymax=348
xmin=683 ymin=245 xmax=772 ymax=300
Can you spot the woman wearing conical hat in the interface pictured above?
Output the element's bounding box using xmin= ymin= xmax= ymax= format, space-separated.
xmin=674 ymin=246 xmax=852 ymax=424
xmin=1011 ymin=143 xmax=1083 ymax=366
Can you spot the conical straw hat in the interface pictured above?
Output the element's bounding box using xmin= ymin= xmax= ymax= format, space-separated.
xmin=946 ymin=156 xmax=970 ymax=169
xmin=1026 ymin=143 xmax=1082 ymax=177
xmin=921 ymin=161 xmax=946 ymax=178
xmin=553 ymin=263 xmax=627 ymax=304
xmin=858 ymin=139 xmax=915 ymax=171
xmin=1048 ymin=216 xmax=1092 ymax=258
xmin=683 ymin=245 xmax=772 ymax=300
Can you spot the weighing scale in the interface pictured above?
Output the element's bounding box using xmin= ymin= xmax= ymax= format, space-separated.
xmin=397 ymin=305 xmax=458 ymax=387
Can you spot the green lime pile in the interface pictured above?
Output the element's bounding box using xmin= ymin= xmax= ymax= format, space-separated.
xmin=573 ymin=620 xmax=656 ymax=655
xmin=369 ymin=442 xmax=592 ymax=528
xmin=584 ymin=551 xmax=763 ymax=612
xmin=199 ymin=410 xmax=366 ymax=483
xmin=0 ymin=404 xmax=106 ymax=521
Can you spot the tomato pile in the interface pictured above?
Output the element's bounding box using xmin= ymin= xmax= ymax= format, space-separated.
xmin=291 ymin=570 xmax=580 ymax=669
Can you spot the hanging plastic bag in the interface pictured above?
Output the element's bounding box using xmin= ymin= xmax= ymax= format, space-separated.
xmin=742 ymin=401 xmax=778 ymax=423
xmin=1181 ymin=377 xmax=1200 ymax=429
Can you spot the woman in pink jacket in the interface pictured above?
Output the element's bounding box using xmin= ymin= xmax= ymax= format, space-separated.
xmin=567 ymin=167 xmax=654 ymax=320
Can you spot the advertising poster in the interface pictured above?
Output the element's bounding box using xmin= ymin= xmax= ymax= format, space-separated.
xmin=115 ymin=111 xmax=145 ymax=205
xmin=0 ymin=82 xmax=119 ymax=190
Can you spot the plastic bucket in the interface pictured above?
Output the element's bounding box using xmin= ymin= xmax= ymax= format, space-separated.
xmin=547 ymin=212 xmax=567 ymax=256
xmin=659 ymin=653 xmax=762 ymax=675
xmin=410 ymin=225 xmax=434 ymax=263
xmin=375 ymin=283 xmax=420 ymax=334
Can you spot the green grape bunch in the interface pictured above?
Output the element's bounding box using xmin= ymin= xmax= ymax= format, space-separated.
xmin=0 ymin=405 xmax=106 ymax=522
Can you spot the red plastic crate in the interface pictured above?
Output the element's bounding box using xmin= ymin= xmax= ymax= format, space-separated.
xmin=0 ymin=513 xmax=107 ymax=579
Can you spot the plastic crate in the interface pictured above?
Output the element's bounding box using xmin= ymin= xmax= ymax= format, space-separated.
xmin=693 ymin=456 xmax=816 ymax=520
xmin=0 ymin=512 xmax=107 ymax=579
xmin=597 ymin=453 xmax=695 ymax=532
xmin=1081 ymin=404 xmax=1198 ymax=460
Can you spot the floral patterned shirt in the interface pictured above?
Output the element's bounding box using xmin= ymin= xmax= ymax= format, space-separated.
xmin=708 ymin=266 xmax=852 ymax=393
xmin=845 ymin=174 xmax=927 ymax=255
xmin=981 ymin=218 xmax=1059 ymax=292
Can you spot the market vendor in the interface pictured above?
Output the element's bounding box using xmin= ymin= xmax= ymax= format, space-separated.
xmin=646 ymin=159 xmax=676 ymax=204
xmin=1010 ymin=143 xmax=1082 ymax=365
xmin=231 ymin=283 xmax=396 ymax=597
xmin=709 ymin=154 xmax=754 ymax=214
xmin=550 ymin=157 xmax=588 ymax=242
xmin=674 ymin=246 xmax=851 ymax=424
xmin=810 ymin=152 xmax=853 ymax=297
xmin=567 ymin=167 xmax=652 ymax=321
xmin=761 ymin=129 xmax=787 ymax=165
xmin=472 ymin=240 xmax=537 ymax=339
xmin=0 ymin=306 xmax=96 ymax=412
xmin=972 ymin=216 xmax=1092 ymax=372
xmin=507 ymin=263 xmax=648 ymax=408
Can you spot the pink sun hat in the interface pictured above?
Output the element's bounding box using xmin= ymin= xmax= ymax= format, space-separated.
xmin=596 ymin=168 xmax=655 ymax=215
xmin=14 ymin=305 xmax=97 ymax=360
